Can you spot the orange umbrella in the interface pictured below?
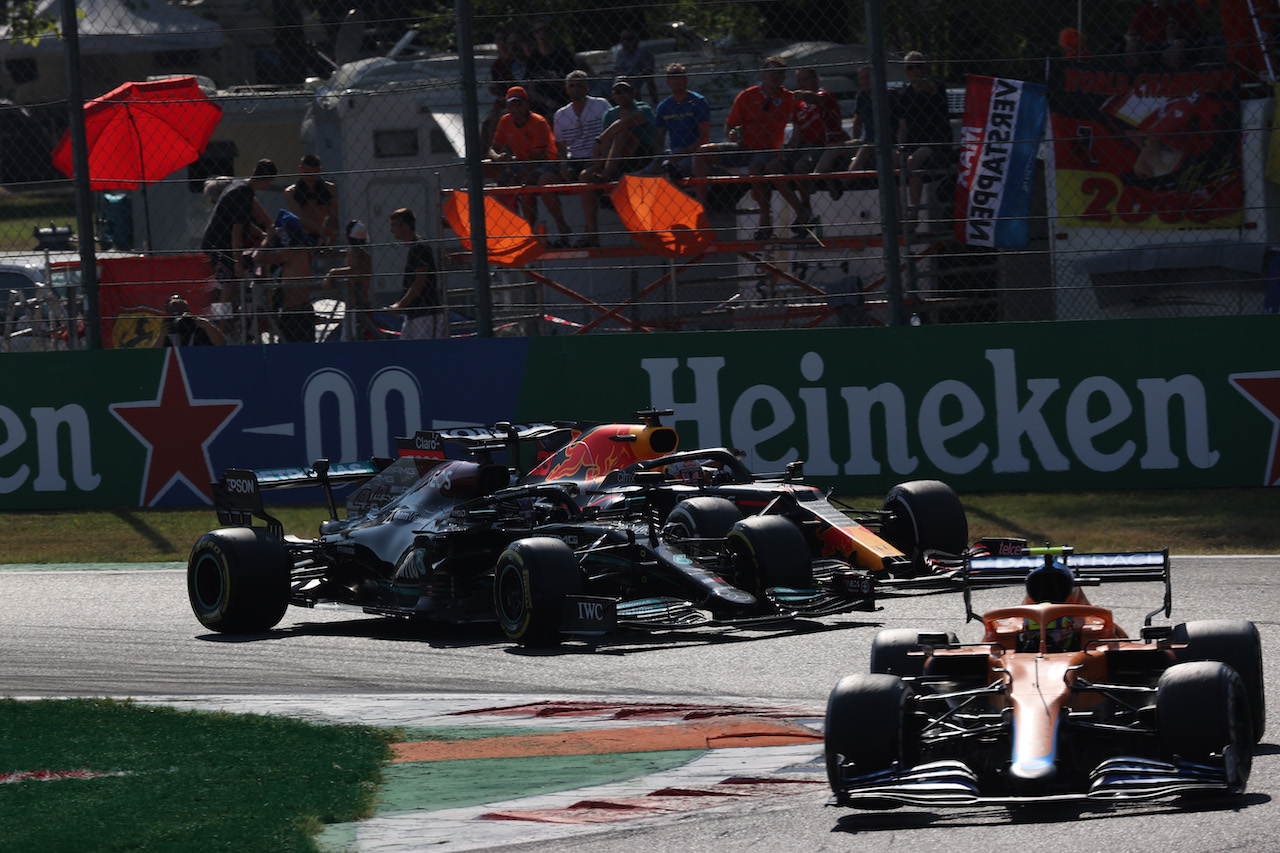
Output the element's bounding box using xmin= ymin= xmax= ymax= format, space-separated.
xmin=444 ymin=191 xmax=545 ymax=268
xmin=610 ymin=174 xmax=716 ymax=257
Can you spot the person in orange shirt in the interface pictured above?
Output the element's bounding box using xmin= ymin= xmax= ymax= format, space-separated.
xmin=485 ymin=85 xmax=561 ymax=229
xmin=694 ymin=57 xmax=796 ymax=239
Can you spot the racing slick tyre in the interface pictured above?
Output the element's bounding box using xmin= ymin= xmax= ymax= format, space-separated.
xmin=666 ymin=497 xmax=743 ymax=540
xmin=825 ymin=674 xmax=910 ymax=804
xmin=879 ymin=480 xmax=968 ymax=571
xmin=1171 ymin=620 xmax=1265 ymax=742
xmin=493 ymin=537 xmax=583 ymax=648
xmin=1156 ymin=661 xmax=1253 ymax=793
xmin=187 ymin=527 xmax=292 ymax=633
xmin=725 ymin=515 xmax=813 ymax=598
xmin=870 ymin=628 xmax=959 ymax=677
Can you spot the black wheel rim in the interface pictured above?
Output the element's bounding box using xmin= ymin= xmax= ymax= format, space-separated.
xmin=495 ymin=562 xmax=526 ymax=630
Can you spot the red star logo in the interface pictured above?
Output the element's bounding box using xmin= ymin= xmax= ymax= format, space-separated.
xmin=1230 ymin=371 xmax=1280 ymax=486
xmin=110 ymin=349 xmax=241 ymax=505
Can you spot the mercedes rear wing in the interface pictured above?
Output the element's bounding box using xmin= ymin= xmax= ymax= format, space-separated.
xmin=211 ymin=459 xmax=386 ymax=537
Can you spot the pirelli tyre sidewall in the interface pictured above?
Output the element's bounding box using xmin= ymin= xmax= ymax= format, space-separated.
xmin=493 ymin=537 xmax=583 ymax=647
xmin=725 ymin=515 xmax=813 ymax=596
xmin=1171 ymin=619 xmax=1266 ymax=742
xmin=1156 ymin=660 xmax=1253 ymax=793
xmin=825 ymin=673 xmax=909 ymax=804
xmin=880 ymin=480 xmax=969 ymax=566
xmin=186 ymin=527 xmax=291 ymax=633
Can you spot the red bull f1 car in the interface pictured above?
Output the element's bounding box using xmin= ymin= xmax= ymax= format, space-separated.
xmin=186 ymin=412 xmax=969 ymax=646
xmin=825 ymin=545 xmax=1264 ymax=808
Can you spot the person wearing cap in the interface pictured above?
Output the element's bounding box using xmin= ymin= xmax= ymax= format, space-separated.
xmin=323 ymin=220 xmax=373 ymax=338
xmin=582 ymin=76 xmax=654 ymax=185
xmin=485 ymin=85 xmax=561 ymax=227
xmin=694 ymin=57 xmax=797 ymax=240
xmin=895 ymin=51 xmax=954 ymax=225
xmin=646 ymin=62 xmax=711 ymax=185
xmin=545 ymin=70 xmax=611 ymax=248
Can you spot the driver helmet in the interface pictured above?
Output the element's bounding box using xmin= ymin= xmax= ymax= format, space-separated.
xmin=1020 ymin=615 xmax=1080 ymax=652
xmin=1025 ymin=561 xmax=1075 ymax=604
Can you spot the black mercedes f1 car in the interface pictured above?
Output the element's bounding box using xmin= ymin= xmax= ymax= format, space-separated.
xmin=187 ymin=413 xmax=968 ymax=646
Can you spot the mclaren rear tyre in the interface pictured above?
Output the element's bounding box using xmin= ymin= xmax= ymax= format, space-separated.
xmin=869 ymin=628 xmax=958 ymax=677
xmin=666 ymin=497 xmax=743 ymax=540
xmin=825 ymin=673 xmax=910 ymax=804
xmin=1172 ymin=620 xmax=1266 ymax=742
xmin=187 ymin=527 xmax=292 ymax=633
xmin=725 ymin=514 xmax=813 ymax=597
xmin=1156 ymin=661 xmax=1253 ymax=793
xmin=880 ymin=480 xmax=969 ymax=569
xmin=493 ymin=537 xmax=583 ymax=648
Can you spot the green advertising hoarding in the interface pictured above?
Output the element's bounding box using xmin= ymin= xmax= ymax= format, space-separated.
xmin=1 ymin=317 xmax=1277 ymax=510
xmin=515 ymin=316 xmax=1280 ymax=495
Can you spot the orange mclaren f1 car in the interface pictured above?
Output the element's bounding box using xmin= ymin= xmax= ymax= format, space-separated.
xmin=825 ymin=546 xmax=1264 ymax=806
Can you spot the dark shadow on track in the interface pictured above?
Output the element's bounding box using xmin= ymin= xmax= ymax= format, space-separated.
xmin=194 ymin=614 xmax=883 ymax=654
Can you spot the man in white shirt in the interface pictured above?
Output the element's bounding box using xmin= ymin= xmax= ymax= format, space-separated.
xmin=541 ymin=70 xmax=611 ymax=248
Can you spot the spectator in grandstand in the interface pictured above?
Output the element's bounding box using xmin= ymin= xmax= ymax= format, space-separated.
xmin=583 ymin=77 xmax=655 ymax=185
xmin=527 ymin=19 xmax=581 ymax=117
xmin=484 ymin=85 xmax=561 ymax=229
xmin=612 ymin=29 xmax=658 ymax=104
xmin=815 ymin=63 xmax=875 ymax=198
xmin=1123 ymin=0 xmax=1202 ymax=68
xmin=895 ymin=51 xmax=954 ymax=225
xmin=693 ymin=56 xmax=797 ymax=240
xmin=783 ymin=66 xmax=844 ymax=230
xmin=387 ymin=208 xmax=444 ymax=339
xmin=160 ymin=294 xmax=225 ymax=346
xmin=483 ymin=30 xmax=526 ymax=153
xmin=251 ymin=207 xmax=316 ymax=343
xmin=323 ymin=220 xmax=373 ymax=338
xmin=646 ymin=63 xmax=711 ymax=185
xmin=285 ymin=153 xmax=339 ymax=248
xmin=544 ymin=70 xmax=611 ymax=248
xmin=200 ymin=158 xmax=277 ymax=303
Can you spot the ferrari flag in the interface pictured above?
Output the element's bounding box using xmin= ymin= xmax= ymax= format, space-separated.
xmin=955 ymin=75 xmax=1047 ymax=249
xmin=1046 ymin=61 xmax=1242 ymax=229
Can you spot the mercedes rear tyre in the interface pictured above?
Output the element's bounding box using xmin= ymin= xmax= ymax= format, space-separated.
xmin=1156 ymin=661 xmax=1253 ymax=793
xmin=825 ymin=673 xmax=909 ymax=803
xmin=493 ymin=537 xmax=583 ymax=648
xmin=187 ymin=527 xmax=292 ymax=633
xmin=1172 ymin=620 xmax=1265 ymax=742
xmin=880 ymin=480 xmax=969 ymax=569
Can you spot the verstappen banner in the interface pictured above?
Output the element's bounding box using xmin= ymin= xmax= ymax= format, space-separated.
xmin=955 ymin=75 xmax=1047 ymax=249
xmin=1047 ymin=61 xmax=1242 ymax=228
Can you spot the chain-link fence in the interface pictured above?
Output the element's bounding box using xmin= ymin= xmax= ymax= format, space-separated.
xmin=1 ymin=0 xmax=1276 ymax=347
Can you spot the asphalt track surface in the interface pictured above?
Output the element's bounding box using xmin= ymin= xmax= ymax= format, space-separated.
xmin=3 ymin=555 xmax=1279 ymax=852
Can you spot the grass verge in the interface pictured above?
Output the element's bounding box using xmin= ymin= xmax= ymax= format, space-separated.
xmin=2 ymin=488 xmax=1278 ymax=565
xmin=0 ymin=698 xmax=394 ymax=852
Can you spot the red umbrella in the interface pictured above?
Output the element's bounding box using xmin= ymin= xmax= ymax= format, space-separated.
xmin=51 ymin=76 xmax=222 ymax=249
xmin=52 ymin=76 xmax=222 ymax=189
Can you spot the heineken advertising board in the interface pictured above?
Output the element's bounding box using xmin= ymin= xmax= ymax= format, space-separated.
xmin=0 ymin=317 xmax=1276 ymax=509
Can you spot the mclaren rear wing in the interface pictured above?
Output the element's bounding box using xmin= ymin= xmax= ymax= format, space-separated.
xmin=961 ymin=544 xmax=1172 ymax=626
